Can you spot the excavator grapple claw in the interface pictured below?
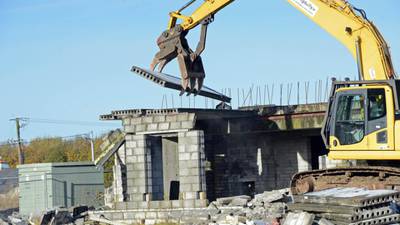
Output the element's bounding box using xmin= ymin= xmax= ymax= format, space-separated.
xmin=151 ymin=19 xmax=211 ymax=94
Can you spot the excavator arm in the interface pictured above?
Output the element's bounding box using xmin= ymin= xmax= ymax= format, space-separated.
xmin=288 ymin=0 xmax=396 ymax=80
xmin=150 ymin=0 xmax=396 ymax=94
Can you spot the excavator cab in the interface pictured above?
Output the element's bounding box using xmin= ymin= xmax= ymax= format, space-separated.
xmin=322 ymin=80 xmax=400 ymax=160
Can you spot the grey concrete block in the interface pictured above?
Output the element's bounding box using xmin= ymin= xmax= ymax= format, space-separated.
xmin=127 ymin=179 xmax=134 ymax=187
xmin=153 ymin=115 xmax=166 ymax=122
xmin=137 ymin=155 xmax=145 ymax=163
xmin=181 ymin=121 xmax=194 ymax=129
xmin=170 ymin=121 xmax=181 ymax=129
xmin=114 ymin=202 xmax=127 ymax=210
xmin=283 ymin=212 xmax=314 ymax=225
xmin=183 ymin=199 xmax=195 ymax=208
xmin=178 ymin=145 xmax=185 ymax=153
xmin=191 ymin=183 xmax=202 ymax=191
xmin=149 ymin=201 xmax=161 ymax=209
xmin=189 ymin=168 xmax=200 ymax=176
xmin=166 ymin=115 xmax=177 ymax=122
xmin=123 ymin=212 xmax=136 ymax=220
xmin=179 ymin=137 xmax=200 ymax=145
xmin=188 ymin=113 xmax=196 ymax=121
xmin=126 ymin=147 xmax=134 ymax=156
xmin=126 ymin=140 xmax=137 ymax=148
xmin=130 ymin=193 xmax=145 ymax=202
xmin=137 ymin=140 xmax=146 ymax=147
xmin=190 ymin=152 xmax=199 ymax=160
xmin=134 ymin=212 xmax=146 ymax=220
xmin=183 ymin=160 xmax=200 ymax=169
xmin=177 ymin=113 xmax=189 ymax=121
xmin=185 ymin=130 xmax=202 ymax=137
xmin=124 ymin=125 xmax=135 ymax=133
xmin=147 ymin=123 xmax=158 ymax=131
xmin=160 ymin=200 xmax=172 ymax=209
xmin=180 ymin=183 xmax=192 ymax=192
xmin=133 ymin=148 xmax=145 ymax=155
xmin=126 ymin=156 xmax=137 ymax=163
xmin=138 ymin=201 xmax=150 ymax=209
xmin=133 ymin=134 xmax=146 ymax=140
xmin=179 ymin=168 xmax=189 ymax=176
xmin=171 ymin=200 xmax=182 ymax=208
xmin=145 ymin=211 xmax=157 ymax=219
xmin=131 ymin=117 xmax=143 ymax=125
xmin=126 ymin=164 xmax=134 ymax=171
xmin=143 ymin=116 xmax=153 ymax=123
xmin=179 ymin=152 xmax=190 ymax=160
xmin=126 ymin=201 xmax=139 ymax=209
xmin=158 ymin=122 xmax=170 ymax=130
xmin=182 ymin=191 xmax=198 ymax=200
xmin=156 ymin=211 xmax=168 ymax=219
xmin=111 ymin=212 xmax=124 ymax=220
xmin=180 ymin=176 xmax=200 ymax=184
xmin=125 ymin=134 xmax=135 ymax=141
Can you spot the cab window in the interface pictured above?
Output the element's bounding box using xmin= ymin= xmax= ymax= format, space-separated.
xmin=368 ymin=89 xmax=386 ymax=120
xmin=335 ymin=94 xmax=365 ymax=145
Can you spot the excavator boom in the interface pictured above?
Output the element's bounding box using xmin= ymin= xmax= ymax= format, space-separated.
xmin=150 ymin=0 xmax=396 ymax=95
xmin=288 ymin=0 xmax=396 ymax=80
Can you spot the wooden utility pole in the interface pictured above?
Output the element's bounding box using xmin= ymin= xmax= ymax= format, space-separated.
xmin=11 ymin=118 xmax=24 ymax=165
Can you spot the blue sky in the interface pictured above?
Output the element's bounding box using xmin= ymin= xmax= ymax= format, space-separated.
xmin=0 ymin=0 xmax=399 ymax=142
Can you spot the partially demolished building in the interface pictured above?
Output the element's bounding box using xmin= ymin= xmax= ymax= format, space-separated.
xmin=99 ymin=104 xmax=338 ymax=212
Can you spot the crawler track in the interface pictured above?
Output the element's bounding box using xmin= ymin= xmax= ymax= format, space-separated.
xmin=290 ymin=167 xmax=400 ymax=195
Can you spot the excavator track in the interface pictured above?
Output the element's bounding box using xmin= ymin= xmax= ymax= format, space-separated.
xmin=290 ymin=167 xmax=400 ymax=195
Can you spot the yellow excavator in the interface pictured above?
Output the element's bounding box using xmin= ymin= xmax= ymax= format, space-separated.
xmin=150 ymin=0 xmax=400 ymax=193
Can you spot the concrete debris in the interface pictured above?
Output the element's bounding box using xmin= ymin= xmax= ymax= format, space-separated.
xmin=253 ymin=189 xmax=290 ymax=205
xmin=282 ymin=212 xmax=314 ymax=225
xmin=51 ymin=208 xmax=74 ymax=225
xmin=216 ymin=195 xmax=252 ymax=206
xmin=207 ymin=189 xmax=290 ymax=225
xmin=315 ymin=218 xmax=335 ymax=225
xmin=7 ymin=212 xmax=27 ymax=225
xmin=230 ymin=197 xmax=251 ymax=207
xmin=0 ymin=206 xmax=90 ymax=225
xmin=87 ymin=214 xmax=129 ymax=225
xmin=0 ymin=218 xmax=9 ymax=225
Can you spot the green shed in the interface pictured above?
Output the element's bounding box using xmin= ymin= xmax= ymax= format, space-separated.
xmin=18 ymin=161 xmax=104 ymax=215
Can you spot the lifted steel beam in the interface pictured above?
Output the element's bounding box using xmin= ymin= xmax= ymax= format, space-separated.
xmin=131 ymin=66 xmax=231 ymax=103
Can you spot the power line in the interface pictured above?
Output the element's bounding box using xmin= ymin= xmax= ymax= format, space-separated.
xmin=0 ymin=132 xmax=94 ymax=147
xmin=25 ymin=117 xmax=119 ymax=127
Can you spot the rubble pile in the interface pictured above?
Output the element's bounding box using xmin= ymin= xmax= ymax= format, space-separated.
xmin=0 ymin=209 xmax=26 ymax=225
xmin=0 ymin=206 xmax=89 ymax=225
xmin=208 ymin=188 xmax=290 ymax=225
xmin=288 ymin=187 xmax=400 ymax=225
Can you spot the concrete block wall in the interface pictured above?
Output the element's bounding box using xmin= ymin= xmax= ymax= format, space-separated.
xmin=124 ymin=134 xmax=152 ymax=202
xmin=122 ymin=113 xmax=196 ymax=134
xmin=115 ymin=112 xmax=203 ymax=207
xmin=270 ymin=133 xmax=311 ymax=188
xmin=207 ymin=130 xmax=313 ymax=198
xmin=178 ymin=130 xmax=206 ymax=201
xmin=209 ymin=133 xmax=277 ymax=198
xmin=113 ymin=144 xmax=127 ymax=202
